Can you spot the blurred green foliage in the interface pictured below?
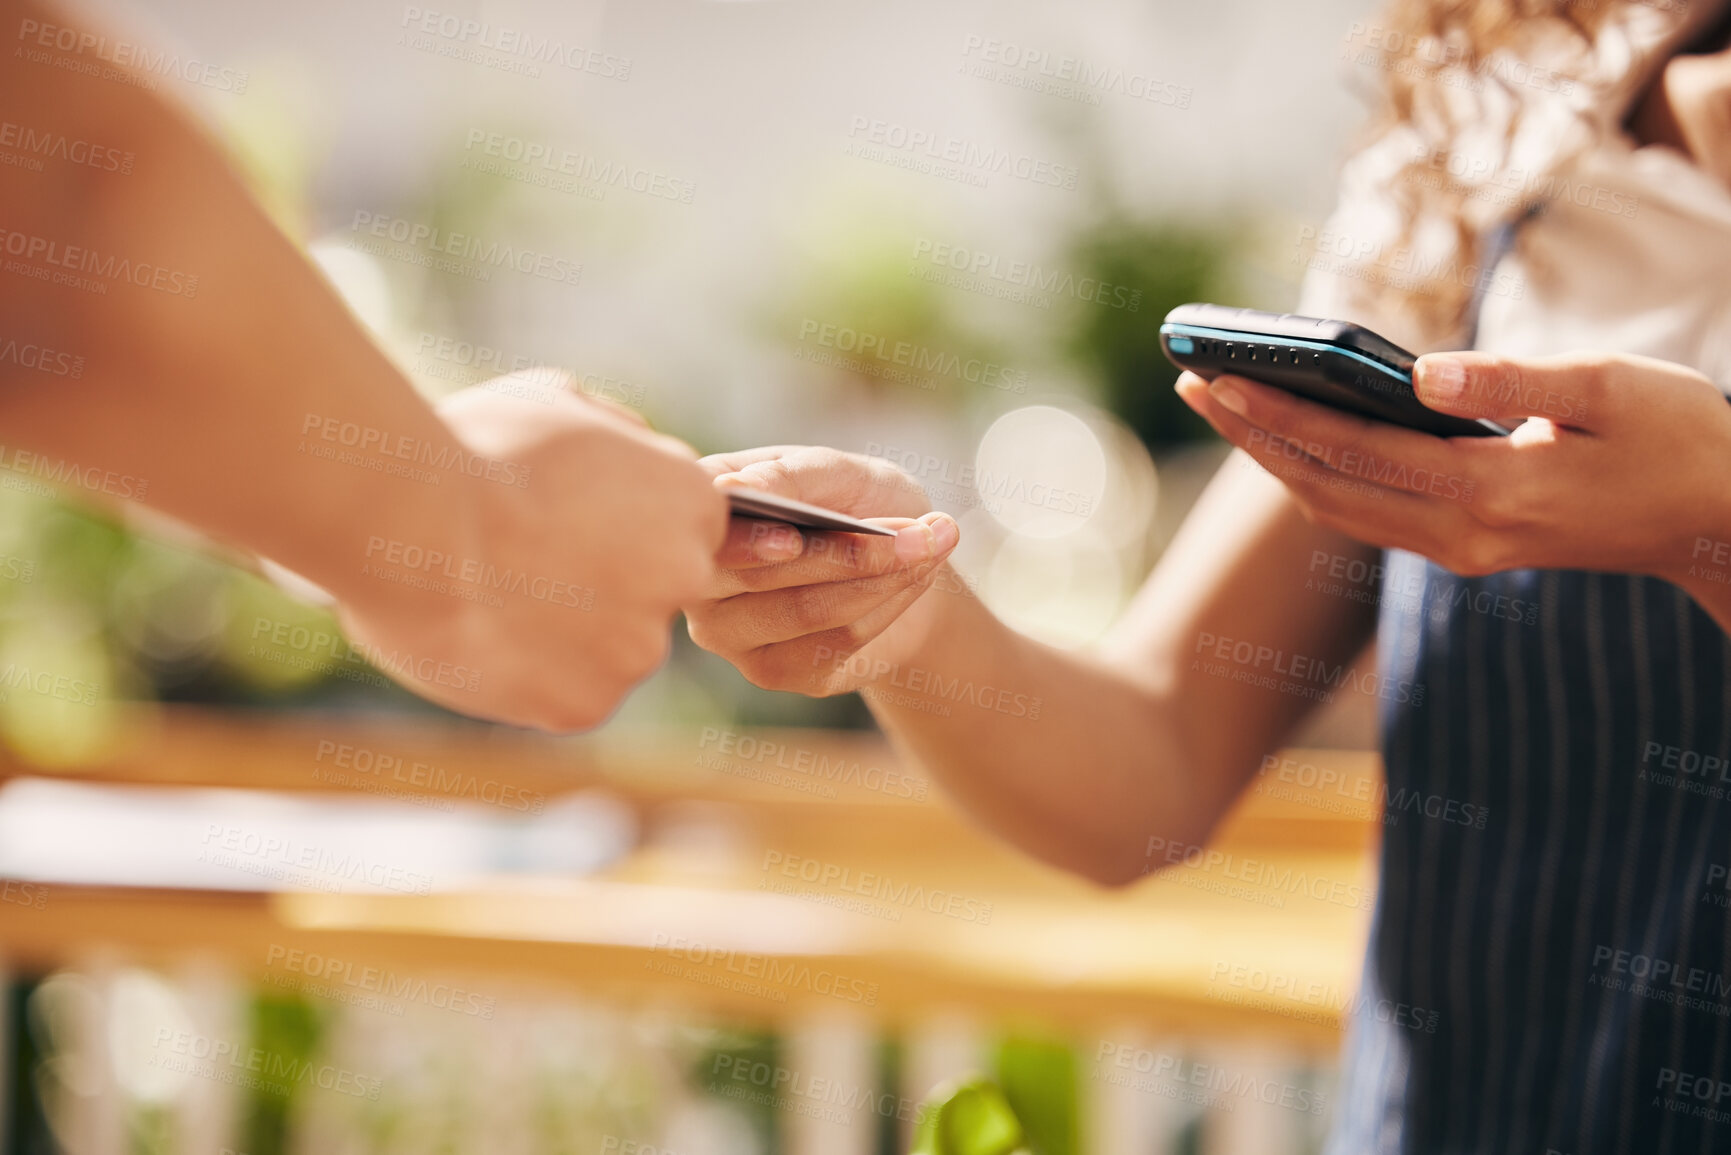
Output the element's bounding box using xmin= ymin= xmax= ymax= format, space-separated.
xmin=767 ymin=210 xmax=1021 ymax=416
xmin=694 ymin=1029 xmax=783 ymax=1155
xmin=1063 ymin=220 xmax=1239 ymax=451
xmin=911 ymin=1078 xmax=1025 ymax=1155
xmin=991 ymin=1036 xmax=1078 ymax=1155
xmin=5 ymin=981 xmax=51 ymax=1155
xmin=236 ymin=994 xmax=326 ymax=1155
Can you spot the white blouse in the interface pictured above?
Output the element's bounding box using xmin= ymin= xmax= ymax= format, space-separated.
xmin=1301 ymin=0 xmax=1731 ymax=388
xmin=1478 ymin=133 xmax=1731 ymax=389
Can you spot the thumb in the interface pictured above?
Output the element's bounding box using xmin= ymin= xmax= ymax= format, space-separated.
xmin=1413 ymin=352 xmax=1598 ymax=430
xmin=715 ymin=447 xmax=928 ymax=519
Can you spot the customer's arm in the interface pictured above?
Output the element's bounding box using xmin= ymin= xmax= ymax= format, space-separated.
xmin=0 ymin=0 xmax=725 ymax=729
xmin=688 ymin=449 xmax=1378 ymax=885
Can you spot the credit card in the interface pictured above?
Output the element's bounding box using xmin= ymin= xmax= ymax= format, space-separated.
xmin=725 ymin=488 xmax=898 ymax=536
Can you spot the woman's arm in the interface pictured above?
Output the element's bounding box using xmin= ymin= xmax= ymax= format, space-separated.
xmin=688 ymin=449 xmax=1377 ymax=885
xmin=0 ymin=0 xmax=725 ymax=729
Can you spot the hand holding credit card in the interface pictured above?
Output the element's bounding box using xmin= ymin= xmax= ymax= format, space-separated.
xmin=724 ymin=486 xmax=898 ymax=536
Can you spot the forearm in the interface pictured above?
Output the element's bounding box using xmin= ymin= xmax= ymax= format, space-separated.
xmin=1675 ymin=490 xmax=1731 ymax=636
xmin=863 ymin=463 xmax=1379 ymax=885
xmin=0 ymin=3 xmax=465 ymax=603
xmin=865 ymin=585 xmax=1204 ymax=885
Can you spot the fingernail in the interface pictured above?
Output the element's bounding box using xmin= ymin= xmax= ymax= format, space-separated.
xmin=714 ymin=471 xmax=766 ymax=491
xmin=928 ymin=513 xmax=959 ymax=553
xmin=1209 ymin=378 xmax=1249 ymax=417
xmin=1417 ymin=357 xmax=1467 ymax=403
xmin=895 ymin=522 xmax=935 ymax=564
xmin=751 ymin=524 xmax=804 ymax=561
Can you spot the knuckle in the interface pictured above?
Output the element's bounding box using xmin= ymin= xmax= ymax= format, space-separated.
xmin=541 ymin=696 xmax=612 ymax=734
xmin=734 ymin=566 xmax=785 ymax=594
xmin=752 ymin=458 xmax=797 ymax=492
xmin=683 ymin=613 xmax=718 ymax=653
xmin=735 ymin=654 xmax=779 ymax=690
xmin=1447 ymin=534 xmax=1508 ymax=577
xmin=784 ymin=584 xmax=839 ymax=634
xmin=737 ymin=647 xmax=802 ymax=692
xmin=1571 ymin=352 xmax=1616 ymax=384
xmin=1468 ymin=483 xmax=1519 ymax=531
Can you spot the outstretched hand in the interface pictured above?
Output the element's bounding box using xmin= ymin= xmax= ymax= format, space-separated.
xmin=1175 ymin=350 xmax=1731 ymax=584
xmin=685 ymin=447 xmax=962 ymax=695
xmin=331 ymin=375 xmax=727 ymax=731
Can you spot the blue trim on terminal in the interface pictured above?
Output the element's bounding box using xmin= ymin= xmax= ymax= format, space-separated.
xmin=1159 ymin=322 xmax=1410 ymax=384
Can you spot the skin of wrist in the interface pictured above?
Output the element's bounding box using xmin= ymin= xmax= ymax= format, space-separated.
xmin=895 ymin=563 xmax=988 ymax=670
xmin=319 ymin=457 xmax=491 ymax=626
xmin=1669 ymin=488 xmax=1731 ymax=601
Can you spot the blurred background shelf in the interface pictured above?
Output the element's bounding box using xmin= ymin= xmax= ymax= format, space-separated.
xmin=0 ymin=706 xmax=1378 ymax=1050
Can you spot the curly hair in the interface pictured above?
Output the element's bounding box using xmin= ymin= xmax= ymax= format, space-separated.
xmin=1351 ymin=0 xmax=1693 ymax=345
